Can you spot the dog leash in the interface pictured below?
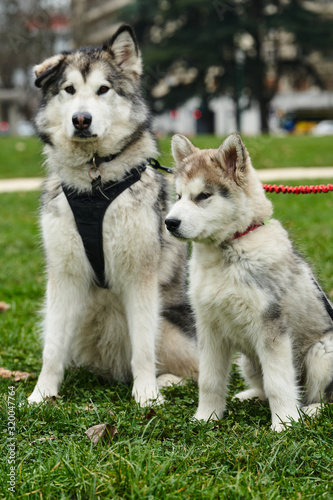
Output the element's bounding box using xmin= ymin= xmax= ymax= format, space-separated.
xmin=146 ymin=158 xmax=173 ymax=174
xmin=263 ymin=183 xmax=333 ymax=194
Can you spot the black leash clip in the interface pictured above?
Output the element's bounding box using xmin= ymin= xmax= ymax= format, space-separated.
xmin=91 ymin=176 xmax=102 ymax=191
xmin=147 ymin=158 xmax=173 ymax=174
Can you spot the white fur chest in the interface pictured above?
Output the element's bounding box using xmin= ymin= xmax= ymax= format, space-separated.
xmin=189 ymin=238 xmax=278 ymax=350
xmin=101 ymin=185 xmax=161 ymax=292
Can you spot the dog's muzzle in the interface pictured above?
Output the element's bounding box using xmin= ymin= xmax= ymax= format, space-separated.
xmin=165 ymin=218 xmax=181 ymax=235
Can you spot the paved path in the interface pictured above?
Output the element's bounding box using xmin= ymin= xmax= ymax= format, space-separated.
xmin=0 ymin=177 xmax=44 ymax=193
xmin=258 ymin=167 xmax=333 ymax=182
xmin=0 ymin=167 xmax=333 ymax=193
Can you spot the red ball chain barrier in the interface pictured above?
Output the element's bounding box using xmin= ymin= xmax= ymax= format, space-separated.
xmin=262 ymin=183 xmax=333 ymax=194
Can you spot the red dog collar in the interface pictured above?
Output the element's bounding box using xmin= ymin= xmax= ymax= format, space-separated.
xmin=233 ymin=223 xmax=263 ymax=240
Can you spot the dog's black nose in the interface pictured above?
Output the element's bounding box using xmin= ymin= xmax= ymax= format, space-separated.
xmin=72 ymin=112 xmax=92 ymax=130
xmin=165 ymin=218 xmax=181 ymax=232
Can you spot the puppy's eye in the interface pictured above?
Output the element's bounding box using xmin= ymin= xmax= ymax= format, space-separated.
xmin=195 ymin=192 xmax=212 ymax=203
xmin=64 ymin=85 xmax=75 ymax=95
xmin=97 ymin=86 xmax=110 ymax=95
xmin=176 ymin=193 xmax=181 ymax=201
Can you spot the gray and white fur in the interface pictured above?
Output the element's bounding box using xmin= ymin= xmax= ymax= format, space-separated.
xmin=166 ymin=133 xmax=333 ymax=431
xmin=28 ymin=25 xmax=198 ymax=407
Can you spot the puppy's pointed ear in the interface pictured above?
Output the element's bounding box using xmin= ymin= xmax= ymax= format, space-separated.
xmin=172 ymin=134 xmax=197 ymax=164
xmin=34 ymin=54 xmax=66 ymax=88
xmin=215 ymin=133 xmax=248 ymax=187
xmin=104 ymin=24 xmax=142 ymax=79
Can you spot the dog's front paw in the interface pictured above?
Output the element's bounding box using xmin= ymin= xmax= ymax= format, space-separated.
xmin=271 ymin=421 xmax=290 ymax=433
xmin=28 ymin=394 xmax=44 ymax=404
xmin=302 ymin=403 xmax=322 ymax=416
xmin=136 ymin=391 xmax=165 ymax=407
xmin=193 ymin=408 xmax=219 ymax=422
xmin=132 ymin=382 xmax=164 ymax=407
xmin=271 ymin=414 xmax=299 ymax=432
xmin=28 ymin=384 xmax=57 ymax=404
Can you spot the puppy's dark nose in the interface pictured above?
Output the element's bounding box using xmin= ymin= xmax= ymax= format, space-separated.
xmin=165 ymin=218 xmax=181 ymax=232
xmin=72 ymin=112 xmax=92 ymax=130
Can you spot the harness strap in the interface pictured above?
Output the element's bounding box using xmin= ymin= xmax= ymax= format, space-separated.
xmin=311 ymin=275 xmax=333 ymax=323
xmin=62 ymin=164 xmax=146 ymax=288
xmin=89 ymin=152 xmax=119 ymax=167
xmin=87 ymin=119 xmax=152 ymax=169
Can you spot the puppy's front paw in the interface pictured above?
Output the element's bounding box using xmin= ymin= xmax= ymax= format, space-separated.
xmin=132 ymin=382 xmax=164 ymax=407
xmin=193 ymin=408 xmax=219 ymax=422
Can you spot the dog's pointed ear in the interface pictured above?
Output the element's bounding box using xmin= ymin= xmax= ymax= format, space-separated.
xmin=172 ymin=134 xmax=197 ymax=164
xmin=34 ymin=54 xmax=66 ymax=89
xmin=215 ymin=133 xmax=248 ymax=187
xmin=104 ymin=24 xmax=142 ymax=79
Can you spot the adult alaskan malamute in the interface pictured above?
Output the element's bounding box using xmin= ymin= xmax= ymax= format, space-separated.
xmin=28 ymin=25 xmax=198 ymax=406
xmin=165 ymin=133 xmax=333 ymax=431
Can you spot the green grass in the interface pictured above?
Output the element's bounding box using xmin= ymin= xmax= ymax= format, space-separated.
xmin=0 ymin=137 xmax=44 ymax=179
xmin=0 ymin=138 xmax=333 ymax=498
xmin=1 ymin=134 xmax=333 ymax=179
xmin=0 ymin=183 xmax=332 ymax=499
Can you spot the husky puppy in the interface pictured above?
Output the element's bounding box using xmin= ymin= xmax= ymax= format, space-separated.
xmin=165 ymin=133 xmax=333 ymax=431
xmin=28 ymin=25 xmax=198 ymax=406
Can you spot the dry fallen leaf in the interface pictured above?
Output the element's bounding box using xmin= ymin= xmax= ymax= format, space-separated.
xmin=0 ymin=301 xmax=10 ymax=312
xmin=143 ymin=408 xmax=157 ymax=421
xmin=85 ymin=423 xmax=118 ymax=445
xmin=0 ymin=367 xmax=33 ymax=381
xmin=0 ymin=368 xmax=12 ymax=379
xmin=13 ymin=371 xmax=33 ymax=381
xmin=84 ymin=403 xmax=94 ymax=411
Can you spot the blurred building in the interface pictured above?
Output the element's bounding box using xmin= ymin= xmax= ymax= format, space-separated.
xmin=0 ymin=7 xmax=72 ymax=135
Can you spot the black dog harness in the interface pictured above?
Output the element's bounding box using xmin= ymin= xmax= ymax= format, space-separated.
xmin=62 ymin=156 xmax=171 ymax=289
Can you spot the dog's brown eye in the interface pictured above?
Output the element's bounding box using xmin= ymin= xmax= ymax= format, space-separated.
xmin=195 ymin=192 xmax=212 ymax=202
xmin=64 ymin=85 xmax=75 ymax=95
xmin=97 ymin=86 xmax=109 ymax=95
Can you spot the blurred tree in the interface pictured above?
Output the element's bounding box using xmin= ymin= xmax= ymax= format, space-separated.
xmin=119 ymin=0 xmax=237 ymax=124
xmin=0 ymin=0 xmax=69 ymax=88
xmin=119 ymin=0 xmax=333 ymax=133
